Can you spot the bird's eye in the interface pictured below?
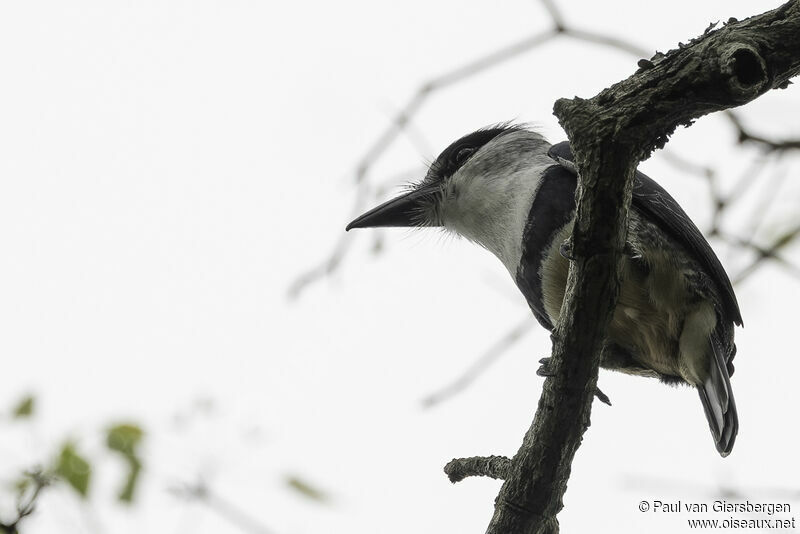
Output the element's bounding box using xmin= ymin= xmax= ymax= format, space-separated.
xmin=454 ymin=146 xmax=476 ymax=165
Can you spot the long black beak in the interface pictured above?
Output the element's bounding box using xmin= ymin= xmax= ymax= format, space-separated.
xmin=346 ymin=187 xmax=436 ymax=231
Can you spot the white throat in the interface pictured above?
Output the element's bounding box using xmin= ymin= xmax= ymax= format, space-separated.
xmin=440 ymin=134 xmax=553 ymax=275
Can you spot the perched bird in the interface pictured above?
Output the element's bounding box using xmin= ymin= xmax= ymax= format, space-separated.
xmin=346 ymin=124 xmax=742 ymax=457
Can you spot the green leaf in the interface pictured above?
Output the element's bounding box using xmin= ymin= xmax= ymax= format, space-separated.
xmin=55 ymin=444 xmax=91 ymax=498
xmin=285 ymin=475 xmax=328 ymax=503
xmin=12 ymin=395 xmax=35 ymax=418
xmin=106 ymin=423 xmax=144 ymax=503
xmin=117 ymin=460 xmax=141 ymax=503
xmin=106 ymin=424 xmax=143 ymax=457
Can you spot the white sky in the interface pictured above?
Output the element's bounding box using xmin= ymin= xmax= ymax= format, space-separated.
xmin=1 ymin=1 xmax=799 ymax=533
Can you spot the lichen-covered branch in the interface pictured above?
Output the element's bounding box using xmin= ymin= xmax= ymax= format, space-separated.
xmin=469 ymin=3 xmax=800 ymax=533
xmin=444 ymin=455 xmax=512 ymax=483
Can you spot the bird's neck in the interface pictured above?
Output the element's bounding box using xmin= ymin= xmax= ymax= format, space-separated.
xmin=443 ymin=157 xmax=553 ymax=275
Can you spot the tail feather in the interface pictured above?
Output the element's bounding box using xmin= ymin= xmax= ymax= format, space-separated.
xmin=697 ymin=334 xmax=738 ymax=456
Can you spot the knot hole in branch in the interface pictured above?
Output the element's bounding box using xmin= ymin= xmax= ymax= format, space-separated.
xmin=722 ymin=44 xmax=768 ymax=99
xmin=732 ymin=49 xmax=764 ymax=85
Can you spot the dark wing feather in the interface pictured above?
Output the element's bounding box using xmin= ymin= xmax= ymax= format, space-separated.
xmin=697 ymin=331 xmax=738 ymax=456
xmin=547 ymin=141 xmax=742 ymax=327
xmin=516 ymin=161 xmax=578 ymax=331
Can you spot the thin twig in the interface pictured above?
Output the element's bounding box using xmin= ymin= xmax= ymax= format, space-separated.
xmin=286 ymin=179 xmax=370 ymax=299
xmin=0 ymin=470 xmax=53 ymax=534
xmin=659 ymin=148 xmax=716 ymax=179
xmin=726 ymin=110 xmax=800 ymax=152
xmin=719 ymin=153 xmax=769 ymax=208
xmin=170 ymin=480 xmax=275 ymax=534
xmin=445 ymin=456 xmax=512 ymax=483
xmin=742 ymin=164 xmax=790 ymax=244
xmin=732 ymin=222 xmax=800 ymax=285
xmin=560 ymin=27 xmax=651 ymax=57
xmin=539 ymin=0 xmax=565 ymax=30
xmin=420 ymin=317 xmax=533 ymax=408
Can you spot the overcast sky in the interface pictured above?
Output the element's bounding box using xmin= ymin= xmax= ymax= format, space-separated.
xmin=1 ymin=1 xmax=799 ymax=533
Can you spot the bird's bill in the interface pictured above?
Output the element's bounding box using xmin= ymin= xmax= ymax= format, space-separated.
xmin=345 ymin=187 xmax=436 ymax=231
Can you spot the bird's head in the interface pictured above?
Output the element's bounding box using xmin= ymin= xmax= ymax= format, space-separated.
xmin=346 ymin=124 xmax=551 ymax=272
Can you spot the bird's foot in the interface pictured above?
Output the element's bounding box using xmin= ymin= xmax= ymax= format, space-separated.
xmin=594 ymin=387 xmax=612 ymax=406
xmin=537 ymin=357 xmax=612 ymax=406
xmin=559 ymin=239 xmax=575 ymax=260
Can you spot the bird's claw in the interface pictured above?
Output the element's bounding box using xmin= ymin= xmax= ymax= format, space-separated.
xmin=537 ymin=357 xmax=612 ymax=406
xmin=559 ymin=238 xmax=575 ymax=260
xmin=594 ymin=387 xmax=612 ymax=406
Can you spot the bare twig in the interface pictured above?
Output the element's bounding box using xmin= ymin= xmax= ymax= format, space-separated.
xmin=445 ymin=456 xmax=512 ymax=483
xmin=421 ymin=317 xmax=533 ymax=408
xmin=560 ymin=27 xmax=650 ymax=57
xmin=425 ymin=30 xmax=559 ymax=91
xmin=718 ymin=153 xmax=769 ymax=208
xmin=704 ymin=153 xmax=769 ymax=239
xmin=659 ymin=148 xmax=716 ymax=180
xmin=732 ymin=221 xmax=800 ymax=284
xmin=727 ymin=110 xmax=800 ymax=152
xmin=170 ymin=480 xmax=275 ymax=534
xmin=742 ymin=165 xmax=790 ymax=243
xmin=286 ymin=181 xmax=368 ymax=299
xmin=0 ymin=470 xmax=53 ymax=534
xmin=716 ymin=231 xmax=794 ymax=269
xmin=539 ymin=0 xmax=565 ymax=30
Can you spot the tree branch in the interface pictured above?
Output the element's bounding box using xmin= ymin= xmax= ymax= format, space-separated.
xmin=0 ymin=470 xmax=52 ymax=534
xmin=444 ymin=456 xmax=512 ymax=483
xmin=447 ymin=4 xmax=800 ymax=533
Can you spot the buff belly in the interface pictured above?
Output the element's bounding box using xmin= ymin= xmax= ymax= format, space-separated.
xmin=538 ymin=221 xmax=716 ymax=386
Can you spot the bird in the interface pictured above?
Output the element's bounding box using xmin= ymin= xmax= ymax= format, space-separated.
xmin=345 ymin=124 xmax=742 ymax=457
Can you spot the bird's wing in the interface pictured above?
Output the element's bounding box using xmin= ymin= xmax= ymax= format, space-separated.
xmin=547 ymin=141 xmax=742 ymax=327
xmin=516 ymin=160 xmax=578 ymax=331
